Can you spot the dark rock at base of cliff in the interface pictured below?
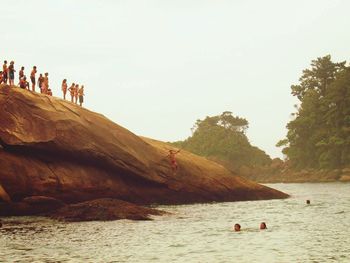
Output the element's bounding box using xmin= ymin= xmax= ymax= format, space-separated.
xmin=48 ymin=198 xmax=166 ymax=221
xmin=0 ymin=196 xmax=66 ymax=216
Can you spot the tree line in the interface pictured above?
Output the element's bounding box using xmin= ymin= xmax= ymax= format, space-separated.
xmin=277 ymin=55 xmax=350 ymax=169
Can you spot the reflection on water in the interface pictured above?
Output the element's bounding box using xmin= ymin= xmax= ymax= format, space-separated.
xmin=1 ymin=183 xmax=350 ymax=262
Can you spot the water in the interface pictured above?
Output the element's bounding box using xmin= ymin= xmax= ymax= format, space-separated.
xmin=1 ymin=183 xmax=350 ymax=263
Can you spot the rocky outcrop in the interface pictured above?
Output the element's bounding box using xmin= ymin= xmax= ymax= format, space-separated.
xmin=49 ymin=198 xmax=165 ymax=221
xmin=0 ymin=84 xmax=288 ymax=216
xmin=0 ymin=195 xmax=65 ymax=216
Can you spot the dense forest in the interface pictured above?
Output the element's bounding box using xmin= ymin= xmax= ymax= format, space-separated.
xmin=172 ymin=111 xmax=271 ymax=170
xmin=277 ymin=55 xmax=350 ymax=169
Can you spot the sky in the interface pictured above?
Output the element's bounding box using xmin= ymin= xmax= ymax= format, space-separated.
xmin=1 ymin=0 xmax=349 ymax=158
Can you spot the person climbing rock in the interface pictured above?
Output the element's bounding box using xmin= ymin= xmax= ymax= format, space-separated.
xmin=167 ymin=149 xmax=181 ymax=174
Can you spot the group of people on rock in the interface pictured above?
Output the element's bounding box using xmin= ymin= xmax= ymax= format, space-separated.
xmin=61 ymin=79 xmax=85 ymax=106
xmin=0 ymin=60 xmax=85 ymax=107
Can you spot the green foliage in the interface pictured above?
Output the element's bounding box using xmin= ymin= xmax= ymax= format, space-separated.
xmin=174 ymin=112 xmax=271 ymax=169
xmin=278 ymin=55 xmax=350 ymax=169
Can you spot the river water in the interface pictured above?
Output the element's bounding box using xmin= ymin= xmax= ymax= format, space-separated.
xmin=1 ymin=183 xmax=349 ymax=263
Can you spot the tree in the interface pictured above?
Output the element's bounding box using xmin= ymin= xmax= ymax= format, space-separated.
xmin=173 ymin=112 xmax=271 ymax=169
xmin=277 ymin=55 xmax=350 ymax=169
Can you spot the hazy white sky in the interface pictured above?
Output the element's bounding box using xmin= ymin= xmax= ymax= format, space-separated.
xmin=1 ymin=0 xmax=349 ymax=158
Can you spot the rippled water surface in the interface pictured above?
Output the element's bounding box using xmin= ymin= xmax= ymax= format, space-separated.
xmin=1 ymin=183 xmax=350 ymax=262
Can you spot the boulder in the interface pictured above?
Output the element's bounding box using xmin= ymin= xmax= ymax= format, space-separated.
xmin=0 ymin=84 xmax=288 ymax=214
xmin=0 ymin=183 xmax=11 ymax=202
xmin=49 ymin=198 xmax=165 ymax=221
xmin=0 ymin=196 xmax=65 ymax=216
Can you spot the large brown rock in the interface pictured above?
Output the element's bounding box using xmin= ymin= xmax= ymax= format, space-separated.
xmin=0 ymin=84 xmax=288 ymax=211
xmin=49 ymin=198 xmax=165 ymax=221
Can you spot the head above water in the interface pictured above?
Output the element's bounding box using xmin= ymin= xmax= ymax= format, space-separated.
xmin=260 ymin=222 xmax=267 ymax=230
xmin=306 ymin=200 xmax=310 ymax=205
xmin=234 ymin=223 xmax=241 ymax=232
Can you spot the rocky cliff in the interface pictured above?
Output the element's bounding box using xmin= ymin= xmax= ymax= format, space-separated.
xmin=0 ymin=84 xmax=288 ymax=212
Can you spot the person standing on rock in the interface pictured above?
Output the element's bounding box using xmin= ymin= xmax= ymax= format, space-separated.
xmin=68 ymin=83 xmax=75 ymax=102
xmin=42 ymin=72 xmax=49 ymax=94
xmin=61 ymin=79 xmax=68 ymax=100
xmin=30 ymin=66 xmax=37 ymax=92
xmin=78 ymin=85 xmax=85 ymax=107
xmin=74 ymin=84 xmax=79 ymax=104
xmin=167 ymin=149 xmax=181 ymax=174
xmin=38 ymin=73 xmax=44 ymax=93
xmin=8 ymin=61 xmax=15 ymax=86
xmin=2 ymin=60 xmax=8 ymax=84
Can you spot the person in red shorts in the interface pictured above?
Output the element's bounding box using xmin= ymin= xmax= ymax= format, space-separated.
xmin=167 ymin=149 xmax=181 ymax=174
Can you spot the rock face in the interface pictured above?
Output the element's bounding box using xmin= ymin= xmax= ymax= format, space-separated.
xmin=49 ymin=198 xmax=165 ymax=221
xmin=0 ymin=195 xmax=66 ymax=216
xmin=0 ymin=85 xmax=288 ymax=210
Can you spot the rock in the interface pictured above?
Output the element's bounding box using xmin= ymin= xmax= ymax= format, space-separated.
xmin=339 ymin=175 xmax=350 ymax=182
xmin=0 ymin=84 xmax=288 ymax=214
xmin=0 ymin=196 xmax=65 ymax=216
xmin=22 ymin=195 xmax=65 ymax=208
xmin=0 ymin=183 xmax=11 ymax=202
xmin=342 ymin=168 xmax=350 ymax=174
xmin=49 ymin=198 xmax=165 ymax=221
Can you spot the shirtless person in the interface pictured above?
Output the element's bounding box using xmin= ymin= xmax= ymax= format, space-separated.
xmin=78 ymin=85 xmax=85 ymax=106
xmin=2 ymin=61 xmax=8 ymax=84
xmin=37 ymin=73 xmax=44 ymax=93
xmin=19 ymin=66 xmax=25 ymax=81
xmin=8 ymin=61 xmax=15 ymax=86
xmin=42 ymin=72 xmax=49 ymax=94
xmin=30 ymin=66 xmax=37 ymax=92
xmin=74 ymin=84 xmax=79 ymax=104
xmin=61 ymin=79 xmax=68 ymax=100
xmin=167 ymin=149 xmax=181 ymax=173
xmin=19 ymin=76 xmax=29 ymax=89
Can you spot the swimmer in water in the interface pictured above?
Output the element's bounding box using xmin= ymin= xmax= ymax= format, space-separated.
xmin=233 ymin=223 xmax=241 ymax=232
xmin=260 ymin=222 xmax=267 ymax=230
xmin=306 ymin=200 xmax=310 ymax=205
